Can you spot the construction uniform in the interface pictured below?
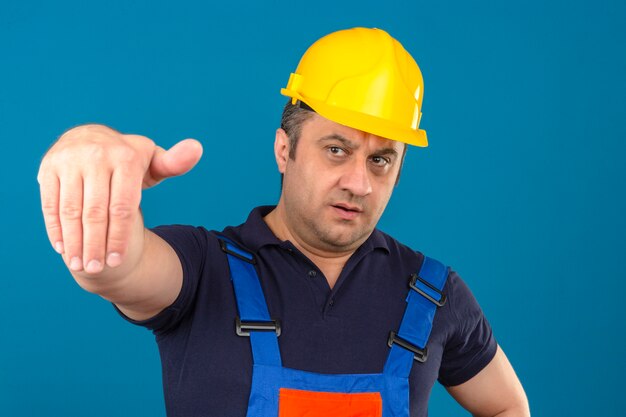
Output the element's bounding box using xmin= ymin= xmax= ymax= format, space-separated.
xmin=117 ymin=206 xmax=497 ymax=416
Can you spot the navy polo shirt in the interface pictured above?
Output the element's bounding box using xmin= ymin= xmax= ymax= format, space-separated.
xmin=118 ymin=206 xmax=497 ymax=417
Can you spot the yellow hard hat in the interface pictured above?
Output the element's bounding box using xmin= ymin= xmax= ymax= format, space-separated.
xmin=281 ymin=27 xmax=428 ymax=147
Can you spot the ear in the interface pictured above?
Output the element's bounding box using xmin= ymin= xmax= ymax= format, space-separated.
xmin=274 ymin=128 xmax=290 ymax=174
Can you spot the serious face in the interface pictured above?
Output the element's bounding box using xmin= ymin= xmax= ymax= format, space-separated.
xmin=274 ymin=113 xmax=405 ymax=253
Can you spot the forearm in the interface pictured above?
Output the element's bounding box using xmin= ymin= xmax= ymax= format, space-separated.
xmin=448 ymin=347 xmax=529 ymax=417
xmin=469 ymin=396 xmax=529 ymax=417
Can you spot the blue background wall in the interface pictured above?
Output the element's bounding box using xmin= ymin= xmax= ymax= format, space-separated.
xmin=1 ymin=0 xmax=624 ymax=415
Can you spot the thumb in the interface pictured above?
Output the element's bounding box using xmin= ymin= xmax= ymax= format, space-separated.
xmin=144 ymin=138 xmax=203 ymax=188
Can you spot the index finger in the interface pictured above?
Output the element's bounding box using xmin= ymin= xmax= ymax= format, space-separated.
xmin=105 ymin=165 xmax=143 ymax=267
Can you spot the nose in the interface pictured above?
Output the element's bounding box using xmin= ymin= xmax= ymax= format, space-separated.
xmin=339 ymin=158 xmax=372 ymax=197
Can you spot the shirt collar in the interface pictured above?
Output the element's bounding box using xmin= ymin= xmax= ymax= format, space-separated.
xmin=237 ymin=205 xmax=390 ymax=255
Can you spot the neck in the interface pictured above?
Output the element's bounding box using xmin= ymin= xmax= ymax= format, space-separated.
xmin=264 ymin=203 xmax=355 ymax=289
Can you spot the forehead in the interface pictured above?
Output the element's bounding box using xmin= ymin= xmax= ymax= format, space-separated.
xmin=301 ymin=113 xmax=405 ymax=152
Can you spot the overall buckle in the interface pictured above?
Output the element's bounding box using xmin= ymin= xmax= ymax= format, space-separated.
xmin=235 ymin=317 xmax=281 ymax=337
xmin=387 ymin=331 xmax=428 ymax=363
xmin=409 ymin=273 xmax=447 ymax=307
xmin=219 ymin=239 xmax=256 ymax=264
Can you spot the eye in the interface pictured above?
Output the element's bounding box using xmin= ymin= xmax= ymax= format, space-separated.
xmin=327 ymin=146 xmax=346 ymax=156
xmin=370 ymin=155 xmax=390 ymax=167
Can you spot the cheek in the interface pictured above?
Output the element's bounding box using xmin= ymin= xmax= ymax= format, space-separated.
xmin=285 ymin=163 xmax=322 ymax=205
xmin=371 ymin=181 xmax=396 ymax=210
xmin=303 ymin=166 xmax=339 ymax=196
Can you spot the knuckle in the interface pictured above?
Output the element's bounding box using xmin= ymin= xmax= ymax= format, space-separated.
xmin=63 ymin=123 xmax=115 ymax=139
xmin=60 ymin=204 xmax=82 ymax=220
xmin=126 ymin=134 xmax=155 ymax=148
xmin=41 ymin=152 xmax=62 ymax=170
xmin=124 ymin=135 xmax=156 ymax=161
xmin=45 ymin=220 xmax=62 ymax=233
xmin=109 ymin=203 xmax=135 ymax=220
xmin=83 ymin=143 xmax=108 ymax=162
xmin=57 ymin=126 xmax=121 ymax=163
xmin=38 ymin=155 xmax=58 ymax=177
xmin=41 ymin=200 xmax=59 ymax=215
xmin=82 ymin=240 xmax=104 ymax=254
xmin=47 ymin=124 xmax=117 ymax=163
xmin=106 ymin=235 xmax=128 ymax=253
xmin=83 ymin=204 xmax=109 ymax=222
xmin=113 ymin=146 xmax=139 ymax=165
xmin=61 ymin=124 xmax=92 ymax=139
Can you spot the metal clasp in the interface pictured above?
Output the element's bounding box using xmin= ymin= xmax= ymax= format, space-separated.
xmin=409 ymin=273 xmax=447 ymax=307
xmin=235 ymin=317 xmax=281 ymax=337
xmin=388 ymin=331 xmax=428 ymax=363
xmin=219 ymin=239 xmax=256 ymax=264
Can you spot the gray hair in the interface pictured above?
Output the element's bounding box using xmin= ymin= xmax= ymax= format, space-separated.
xmin=280 ymin=99 xmax=315 ymax=159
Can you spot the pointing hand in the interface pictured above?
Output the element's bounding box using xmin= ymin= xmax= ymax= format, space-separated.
xmin=37 ymin=124 xmax=203 ymax=275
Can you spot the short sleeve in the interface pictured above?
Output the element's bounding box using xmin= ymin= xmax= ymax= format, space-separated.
xmin=114 ymin=224 xmax=209 ymax=336
xmin=437 ymin=271 xmax=498 ymax=387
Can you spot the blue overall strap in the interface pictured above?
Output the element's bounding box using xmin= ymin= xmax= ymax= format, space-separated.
xmin=219 ymin=237 xmax=282 ymax=367
xmin=383 ymin=255 xmax=449 ymax=378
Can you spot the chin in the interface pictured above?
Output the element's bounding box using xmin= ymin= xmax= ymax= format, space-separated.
xmin=316 ymin=226 xmax=372 ymax=249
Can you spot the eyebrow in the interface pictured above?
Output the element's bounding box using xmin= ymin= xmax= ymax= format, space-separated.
xmin=318 ymin=134 xmax=358 ymax=149
xmin=318 ymin=133 xmax=400 ymax=157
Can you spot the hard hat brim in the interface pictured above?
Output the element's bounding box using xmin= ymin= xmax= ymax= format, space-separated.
xmin=281 ymin=89 xmax=428 ymax=147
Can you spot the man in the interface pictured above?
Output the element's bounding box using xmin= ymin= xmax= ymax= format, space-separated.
xmin=38 ymin=28 xmax=529 ymax=416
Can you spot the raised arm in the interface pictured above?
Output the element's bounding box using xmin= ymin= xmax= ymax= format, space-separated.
xmin=37 ymin=124 xmax=203 ymax=320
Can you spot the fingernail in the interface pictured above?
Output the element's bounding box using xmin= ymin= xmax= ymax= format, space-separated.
xmin=106 ymin=252 xmax=122 ymax=268
xmin=86 ymin=259 xmax=102 ymax=273
xmin=70 ymin=257 xmax=83 ymax=271
xmin=54 ymin=241 xmax=64 ymax=254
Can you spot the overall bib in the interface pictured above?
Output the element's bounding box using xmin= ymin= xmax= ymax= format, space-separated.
xmin=219 ymin=237 xmax=448 ymax=417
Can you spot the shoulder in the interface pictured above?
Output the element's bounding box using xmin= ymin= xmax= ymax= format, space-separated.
xmin=375 ymin=229 xmax=483 ymax=318
xmin=372 ymin=228 xmax=426 ymax=271
xmin=148 ymin=206 xmax=279 ymax=266
xmin=150 ymin=224 xmax=219 ymax=252
xmin=149 ymin=224 xmax=229 ymax=273
xmin=151 ymin=224 xmax=212 ymax=242
xmin=436 ymin=268 xmax=497 ymax=385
